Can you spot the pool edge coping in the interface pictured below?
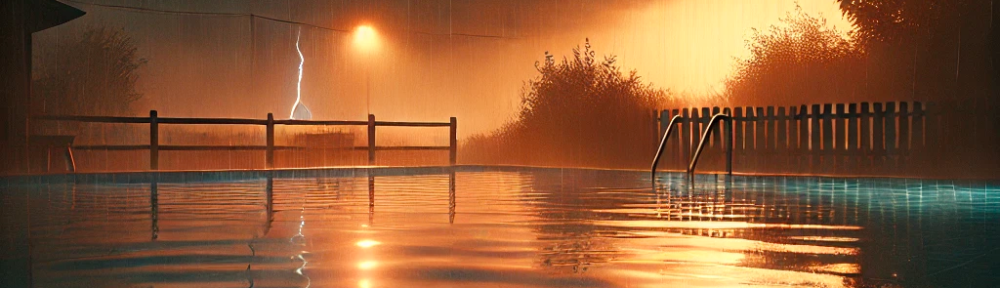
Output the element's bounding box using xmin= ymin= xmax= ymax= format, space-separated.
xmin=1 ymin=164 xmax=997 ymax=185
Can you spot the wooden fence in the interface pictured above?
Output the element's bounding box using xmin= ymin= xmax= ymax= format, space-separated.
xmin=656 ymin=101 xmax=942 ymax=176
xmin=32 ymin=110 xmax=457 ymax=172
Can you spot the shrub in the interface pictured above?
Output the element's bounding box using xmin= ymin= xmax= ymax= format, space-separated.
xmin=724 ymin=8 xmax=867 ymax=105
xmin=33 ymin=27 xmax=145 ymax=116
xmin=464 ymin=39 xmax=665 ymax=168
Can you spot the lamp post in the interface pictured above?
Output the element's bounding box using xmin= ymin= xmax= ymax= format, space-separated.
xmin=353 ymin=25 xmax=379 ymax=115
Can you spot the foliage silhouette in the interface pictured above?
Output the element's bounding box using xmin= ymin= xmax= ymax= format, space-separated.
xmin=33 ymin=27 xmax=145 ymax=116
xmin=725 ymin=8 xmax=867 ymax=105
xmin=836 ymin=0 xmax=998 ymax=173
xmin=464 ymin=39 xmax=664 ymax=168
xmin=836 ymin=0 xmax=959 ymax=44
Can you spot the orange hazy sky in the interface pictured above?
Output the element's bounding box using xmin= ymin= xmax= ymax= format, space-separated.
xmin=581 ymin=0 xmax=853 ymax=96
xmin=39 ymin=0 xmax=854 ymax=142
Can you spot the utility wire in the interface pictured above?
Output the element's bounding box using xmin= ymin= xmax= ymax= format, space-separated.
xmin=62 ymin=0 xmax=246 ymax=17
xmin=62 ymin=0 xmax=519 ymax=39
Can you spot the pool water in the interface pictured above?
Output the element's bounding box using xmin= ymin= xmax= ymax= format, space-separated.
xmin=2 ymin=167 xmax=999 ymax=287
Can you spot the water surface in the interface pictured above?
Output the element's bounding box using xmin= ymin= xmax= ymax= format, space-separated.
xmin=2 ymin=168 xmax=999 ymax=287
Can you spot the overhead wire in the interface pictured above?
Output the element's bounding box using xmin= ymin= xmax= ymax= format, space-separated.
xmin=60 ymin=0 xmax=518 ymax=39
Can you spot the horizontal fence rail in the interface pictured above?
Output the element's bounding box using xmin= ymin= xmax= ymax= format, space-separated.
xmin=31 ymin=110 xmax=457 ymax=171
xmin=656 ymin=101 xmax=935 ymax=176
xmin=68 ymin=145 xmax=451 ymax=151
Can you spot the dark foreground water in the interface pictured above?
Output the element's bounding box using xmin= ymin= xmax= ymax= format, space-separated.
xmin=2 ymin=168 xmax=999 ymax=288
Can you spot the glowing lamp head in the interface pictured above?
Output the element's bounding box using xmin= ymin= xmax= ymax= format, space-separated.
xmin=353 ymin=25 xmax=379 ymax=52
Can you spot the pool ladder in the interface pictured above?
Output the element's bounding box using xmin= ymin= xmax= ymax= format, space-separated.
xmin=650 ymin=113 xmax=733 ymax=179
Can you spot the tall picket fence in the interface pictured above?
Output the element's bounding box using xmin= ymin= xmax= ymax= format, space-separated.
xmin=656 ymin=102 xmax=950 ymax=176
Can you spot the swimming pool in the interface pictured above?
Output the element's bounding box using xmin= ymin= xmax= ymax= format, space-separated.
xmin=2 ymin=167 xmax=999 ymax=287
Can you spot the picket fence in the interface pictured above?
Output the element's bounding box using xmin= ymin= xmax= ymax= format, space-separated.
xmin=656 ymin=102 xmax=944 ymax=175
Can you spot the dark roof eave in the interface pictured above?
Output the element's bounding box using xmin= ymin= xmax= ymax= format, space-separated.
xmin=30 ymin=0 xmax=86 ymax=33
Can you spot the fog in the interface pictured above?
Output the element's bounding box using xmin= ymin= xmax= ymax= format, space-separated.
xmin=33 ymin=0 xmax=848 ymax=141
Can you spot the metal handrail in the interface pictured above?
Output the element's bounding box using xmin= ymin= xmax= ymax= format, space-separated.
xmin=688 ymin=113 xmax=732 ymax=175
xmin=650 ymin=115 xmax=684 ymax=178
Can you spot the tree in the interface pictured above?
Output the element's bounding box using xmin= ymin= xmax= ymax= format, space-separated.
xmin=464 ymin=39 xmax=665 ymax=168
xmin=725 ymin=9 xmax=867 ymax=105
xmin=836 ymin=0 xmax=960 ymax=44
xmin=32 ymin=27 xmax=145 ymax=116
xmin=838 ymin=0 xmax=999 ymax=176
xmin=835 ymin=0 xmax=994 ymax=103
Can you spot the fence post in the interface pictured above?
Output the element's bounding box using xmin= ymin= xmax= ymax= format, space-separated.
xmin=755 ymin=107 xmax=765 ymax=170
xmin=734 ymin=107 xmax=744 ymax=170
xmin=681 ymin=108 xmax=692 ymax=165
xmin=885 ymin=102 xmax=897 ymax=154
xmin=765 ymin=106 xmax=775 ymax=172
xmin=860 ymin=102 xmax=871 ymax=173
xmin=450 ymin=116 xmax=457 ymax=165
xmin=696 ymin=108 xmax=708 ymax=164
xmin=150 ymin=110 xmax=158 ymax=171
xmin=822 ymin=104 xmax=834 ymax=153
xmin=834 ymin=104 xmax=846 ymax=172
xmin=797 ymin=105 xmax=808 ymax=155
xmin=745 ymin=107 xmax=756 ymax=169
xmin=777 ymin=107 xmax=787 ymax=170
xmin=899 ymin=102 xmax=910 ymax=150
xmin=886 ymin=102 xmax=899 ymax=172
xmin=670 ymin=109 xmax=680 ymax=169
xmin=913 ymin=102 xmax=924 ymax=151
xmin=873 ymin=102 xmax=886 ymax=170
xmin=711 ymin=107 xmax=722 ymax=169
xmin=848 ymin=103 xmax=858 ymax=153
xmin=659 ymin=110 xmax=670 ymax=139
xmin=899 ymin=102 xmax=910 ymax=173
xmin=266 ymin=113 xmax=274 ymax=169
xmin=368 ymin=114 xmax=376 ymax=165
xmin=789 ymin=106 xmax=800 ymax=169
xmin=848 ymin=103 xmax=859 ymax=172
xmin=658 ymin=110 xmax=670 ymax=167
xmin=810 ymin=105 xmax=821 ymax=172
xmin=724 ymin=108 xmax=732 ymax=174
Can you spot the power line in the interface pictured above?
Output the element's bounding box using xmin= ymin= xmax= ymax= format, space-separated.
xmin=63 ymin=0 xmax=245 ymax=17
xmin=63 ymin=0 xmax=351 ymax=33
xmin=62 ymin=0 xmax=519 ymax=39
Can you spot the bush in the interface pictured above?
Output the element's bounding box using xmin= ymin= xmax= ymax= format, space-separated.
xmin=464 ymin=39 xmax=665 ymax=168
xmin=33 ymin=27 xmax=145 ymax=116
xmin=724 ymin=8 xmax=867 ymax=105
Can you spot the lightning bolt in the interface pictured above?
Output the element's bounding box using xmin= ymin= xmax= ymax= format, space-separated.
xmin=290 ymin=28 xmax=312 ymax=120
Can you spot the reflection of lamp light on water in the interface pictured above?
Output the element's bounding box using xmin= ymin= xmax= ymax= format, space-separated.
xmin=357 ymin=260 xmax=378 ymax=270
xmin=356 ymin=239 xmax=380 ymax=248
xmin=356 ymin=238 xmax=380 ymax=287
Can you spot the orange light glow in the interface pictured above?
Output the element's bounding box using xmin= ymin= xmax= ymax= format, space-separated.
xmin=356 ymin=239 xmax=381 ymax=248
xmin=353 ymin=25 xmax=379 ymax=52
xmin=358 ymin=260 xmax=378 ymax=270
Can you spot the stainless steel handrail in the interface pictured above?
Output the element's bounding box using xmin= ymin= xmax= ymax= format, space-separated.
xmin=650 ymin=115 xmax=684 ymax=178
xmin=688 ymin=113 xmax=732 ymax=175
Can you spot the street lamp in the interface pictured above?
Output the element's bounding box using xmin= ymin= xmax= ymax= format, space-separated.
xmin=353 ymin=25 xmax=379 ymax=115
xmin=353 ymin=25 xmax=379 ymax=52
